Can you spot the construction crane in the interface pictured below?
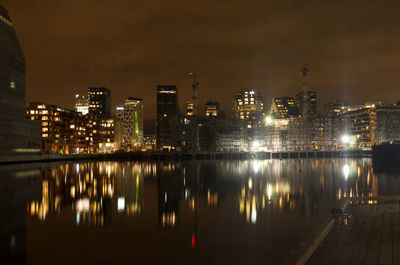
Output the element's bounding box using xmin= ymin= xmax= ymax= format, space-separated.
xmin=300 ymin=63 xmax=310 ymax=150
xmin=300 ymin=62 xmax=309 ymax=92
xmin=188 ymin=72 xmax=199 ymax=151
xmin=188 ymin=72 xmax=199 ymax=116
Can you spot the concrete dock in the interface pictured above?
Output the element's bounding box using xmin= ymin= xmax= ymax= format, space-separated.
xmin=307 ymin=201 xmax=400 ymax=265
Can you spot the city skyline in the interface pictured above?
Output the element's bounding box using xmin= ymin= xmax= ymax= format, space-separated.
xmin=3 ymin=0 xmax=400 ymax=119
xmin=3 ymin=3 xmax=400 ymax=264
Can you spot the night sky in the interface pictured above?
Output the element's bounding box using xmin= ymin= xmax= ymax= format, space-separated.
xmin=3 ymin=0 xmax=400 ymax=120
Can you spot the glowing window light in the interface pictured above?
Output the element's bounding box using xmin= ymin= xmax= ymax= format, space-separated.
xmin=117 ymin=197 xmax=125 ymax=212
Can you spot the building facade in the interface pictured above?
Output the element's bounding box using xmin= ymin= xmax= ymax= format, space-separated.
xmin=74 ymin=94 xmax=89 ymax=115
xmin=205 ymin=101 xmax=219 ymax=117
xmin=116 ymin=97 xmax=144 ymax=151
xmin=269 ymin=97 xmax=300 ymax=119
xmin=156 ymin=85 xmax=178 ymax=151
xmin=97 ymin=117 xmax=116 ymax=153
xmin=186 ymin=101 xmax=194 ymax=116
xmin=342 ymin=103 xmax=400 ymax=148
xmin=88 ymin=87 xmax=111 ymax=115
xmin=233 ymin=88 xmax=264 ymax=120
xmin=296 ymin=91 xmax=317 ymax=117
xmin=27 ymin=103 xmax=78 ymax=153
xmin=27 ymin=102 xmax=119 ymax=153
xmin=0 ymin=5 xmax=40 ymax=154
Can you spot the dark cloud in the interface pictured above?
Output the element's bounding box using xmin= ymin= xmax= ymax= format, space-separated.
xmin=3 ymin=0 xmax=400 ymax=119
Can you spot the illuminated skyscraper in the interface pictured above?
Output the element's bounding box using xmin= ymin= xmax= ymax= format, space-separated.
xmin=88 ymin=87 xmax=111 ymax=115
xmin=156 ymin=85 xmax=178 ymax=151
xmin=0 ymin=4 xmax=40 ymax=154
xmin=115 ymin=97 xmax=144 ymax=150
xmin=233 ymin=89 xmax=264 ymax=120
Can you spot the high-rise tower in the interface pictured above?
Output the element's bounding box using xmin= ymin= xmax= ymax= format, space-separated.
xmin=233 ymin=88 xmax=264 ymax=120
xmin=156 ymin=85 xmax=178 ymax=150
xmin=88 ymin=87 xmax=111 ymax=115
xmin=116 ymin=97 xmax=143 ymax=150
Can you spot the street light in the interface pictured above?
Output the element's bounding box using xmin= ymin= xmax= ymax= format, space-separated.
xmin=265 ymin=116 xmax=272 ymax=125
xmin=341 ymin=135 xmax=350 ymax=144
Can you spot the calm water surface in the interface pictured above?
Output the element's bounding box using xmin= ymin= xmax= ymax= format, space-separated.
xmin=2 ymin=158 xmax=400 ymax=265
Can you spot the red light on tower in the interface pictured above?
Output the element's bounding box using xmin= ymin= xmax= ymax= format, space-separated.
xmin=191 ymin=232 xmax=195 ymax=248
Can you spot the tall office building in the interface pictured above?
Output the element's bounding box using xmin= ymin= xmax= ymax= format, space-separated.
xmin=74 ymin=94 xmax=89 ymax=115
xmin=116 ymin=97 xmax=144 ymax=150
xmin=88 ymin=87 xmax=111 ymax=115
xmin=233 ymin=89 xmax=264 ymax=120
xmin=205 ymin=101 xmax=219 ymax=117
xmin=0 ymin=5 xmax=40 ymax=154
xmin=296 ymin=91 xmax=317 ymax=117
xmin=156 ymin=85 xmax=178 ymax=150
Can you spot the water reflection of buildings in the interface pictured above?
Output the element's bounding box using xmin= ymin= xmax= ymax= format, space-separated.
xmin=233 ymin=159 xmax=382 ymax=224
xmin=336 ymin=159 xmax=379 ymax=200
xmin=157 ymin=162 xmax=183 ymax=228
xmin=154 ymin=159 xmax=383 ymax=228
xmin=156 ymin=161 xmax=225 ymax=229
xmin=27 ymin=162 xmax=152 ymax=227
xmin=24 ymin=159 xmax=389 ymax=231
xmin=0 ymin=166 xmax=41 ymax=264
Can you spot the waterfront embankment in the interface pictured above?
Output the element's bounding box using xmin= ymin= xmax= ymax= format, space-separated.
xmin=0 ymin=150 xmax=372 ymax=165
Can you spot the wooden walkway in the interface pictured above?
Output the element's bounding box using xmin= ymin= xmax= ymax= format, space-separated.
xmin=307 ymin=202 xmax=400 ymax=265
